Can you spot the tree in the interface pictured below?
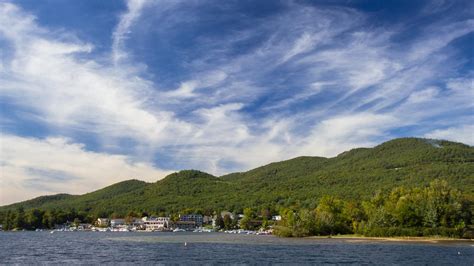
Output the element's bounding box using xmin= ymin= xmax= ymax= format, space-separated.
xmin=3 ymin=210 xmax=14 ymax=230
xmin=239 ymin=208 xmax=255 ymax=230
xmin=315 ymin=196 xmax=350 ymax=235
xmin=261 ymin=208 xmax=271 ymax=220
xmin=214 ymin=214 xmax=224 ymax=229
xmin=14 ymin=207 xmax=26 ymax=230
xmin=42 ymin=211 xmax=52 ymax=229
xmin=125 ymin=211 xmax=139 ymax=225
xmin=110 ymin=212 xmax=121 ymax=219
xmin=342 ymin=201 xmax=365 ymax=232
xmin=223 ymin=214 xmax=233 ymax=230
xmin=27 ymin=209 xmax=44 ymax=229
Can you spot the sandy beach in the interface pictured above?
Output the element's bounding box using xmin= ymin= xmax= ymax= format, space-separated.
xmin=306 ymin=235 xmax=474 ymax=244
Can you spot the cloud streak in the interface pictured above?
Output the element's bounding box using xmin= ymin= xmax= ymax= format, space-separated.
xmin=0 ymin=0 xmax=472 ymax=204
xmin=112 ymin=0 xmax=149 ymax=65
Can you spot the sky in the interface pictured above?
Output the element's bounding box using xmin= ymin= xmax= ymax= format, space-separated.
xmin=0 ymin=0 xmax=473 ymax=205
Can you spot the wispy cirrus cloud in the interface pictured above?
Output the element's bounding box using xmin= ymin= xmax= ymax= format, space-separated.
xmin=112 ymin=0 xmax=149 ymax=65
xmin=0 ymin=0 xmax=472 ymax=204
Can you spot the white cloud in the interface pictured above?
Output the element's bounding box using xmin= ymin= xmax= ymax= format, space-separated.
xmin=407 ymin=19 xmax=474 ymax=62
xmin=112 ymin=0 xmax=149 ymax=65
xmin=165 ymin=70 xmax=228 ymax=98
xmin=0 ymin=134 xmax=171 ymax=205
xmin=425 ymin=125 xmax=474 ymax=145
xmin=0 ymin=1 xmax=473 ymax=204
xmin=299 ymin=31 xmax=401 ymax=93
xmin=0 ymin=2 xmax=192 ymax=147
xmin=446 ymin=77 xmax=474 ymax=92
xmin=406 ymin=87 xmax=439 ymax=104
xmin=280 ymin=32 xmax=319 ymax=63
xmin=297 ymin=113 xmax=400 ymax=157
xmin=0 ymin=2 xmax=39 ymax=40
xmin=191 ymin=103 xmax=249 ymax=144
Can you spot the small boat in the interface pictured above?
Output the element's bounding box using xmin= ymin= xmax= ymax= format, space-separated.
xmin=173 ymin=228 xmax=186 ymax=232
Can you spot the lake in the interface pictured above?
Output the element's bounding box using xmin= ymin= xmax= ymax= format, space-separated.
xmin=0 ymin=232 xmax=473 ymax=264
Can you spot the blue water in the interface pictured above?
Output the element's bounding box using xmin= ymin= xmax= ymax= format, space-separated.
xmin=0 ymin=232 xmax=473 ymax=264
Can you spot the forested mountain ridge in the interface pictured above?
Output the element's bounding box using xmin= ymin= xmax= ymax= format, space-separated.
xmin=1 ymin=137 xmax=473 ymax=217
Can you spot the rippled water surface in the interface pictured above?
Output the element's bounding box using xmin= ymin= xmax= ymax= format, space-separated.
xmin=0 ymin=232 xmax=473 ymax=264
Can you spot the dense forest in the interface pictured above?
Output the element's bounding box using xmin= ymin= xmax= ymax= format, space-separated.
xmin=273 ymin=179 xmax=472 ymax=238
xmin=1 ymin=138 xmax=473 ymax=237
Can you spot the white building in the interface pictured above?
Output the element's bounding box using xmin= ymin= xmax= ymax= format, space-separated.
xmin=143 ymin=217 xmax=170 ymax=231
xmin=110 ymin=219 xmax=125 ymax=227
xmin=97 ymin=218 xmax=109 ymax=227
xmin=272 ymin=215 xmax=282 ymax=221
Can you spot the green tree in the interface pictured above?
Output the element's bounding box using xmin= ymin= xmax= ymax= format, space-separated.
xmin=125 ymin=211 xmax=139 ymax=225
xmin=214 ymin=213 xmax=224 ymax=229
xmin=27 ymin=209 xmax=44 ymax=229
xmin=314 ymin=196 xmax=350 ymax=235
xmin=3 ymin=210 xmax=14 ymax=230
xmin=14 ymin=207 xmax=26 ymax=230
xmin=42 ymin=211 xmax=52 ymax=229
xmin=239 ymin=208 xmax=255 ymax=230
xmin=223 ymin=214 xmax=233 ymax=230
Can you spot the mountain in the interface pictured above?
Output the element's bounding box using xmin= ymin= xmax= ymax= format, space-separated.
xmin=1 ymin=138 xmax=473 ymax=216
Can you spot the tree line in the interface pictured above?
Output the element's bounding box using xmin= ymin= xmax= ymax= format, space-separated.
xmin=1 ymin=208 xmax=97 ymax=230
xmin=273 ymin=179 xmax=472 ymax=238
xmin=1 ymin=179 xmax=472 ymax=238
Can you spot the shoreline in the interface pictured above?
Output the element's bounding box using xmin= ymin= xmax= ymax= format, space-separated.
xmin=305 ymin=235 xmax=474 ymax=244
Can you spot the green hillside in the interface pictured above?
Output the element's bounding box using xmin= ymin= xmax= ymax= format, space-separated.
xmin=2 ymin=180 xmax=148 ymax=214
xmin=1 ymin=138 xmax=473 ymax=217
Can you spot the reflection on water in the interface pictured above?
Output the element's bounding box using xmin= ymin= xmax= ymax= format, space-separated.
xmin=1 ymin=232 xmax=473 ymax=264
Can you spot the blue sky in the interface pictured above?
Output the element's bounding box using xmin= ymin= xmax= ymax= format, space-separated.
xmin=0 ymin=0 xmax=473 ymax=204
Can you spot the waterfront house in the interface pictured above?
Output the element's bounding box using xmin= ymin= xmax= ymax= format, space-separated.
xmin=97 ymin=218 xmax=110 ymax=227
xmin=143 ymin=217 xmax=170 ymax=231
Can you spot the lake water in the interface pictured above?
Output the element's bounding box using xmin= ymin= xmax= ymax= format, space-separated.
xmin=0 ymin=232 xmax=473 ymax=265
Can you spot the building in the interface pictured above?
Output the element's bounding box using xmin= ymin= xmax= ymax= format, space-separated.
xmin=143 ymin=217 xmax=170 ymax=231
xmin=173 ymin=221 xmax=197 ymax=230
xmin=179 ymin=214 xmax=203 ymax=227
xmin=175 ymin=214 xmax=203 ymax=229
xmin=97 ymin=218 xmax=110 ymax=227
xmin=272 ymin=215 xmax=282 ymax=221
xmin=110 ymin=219 xmax=125 ymax=228
xmin=131 ymin=218 xmax=144 ymax=226
xmin=130 ymin=218 xmax=145 ymax=230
